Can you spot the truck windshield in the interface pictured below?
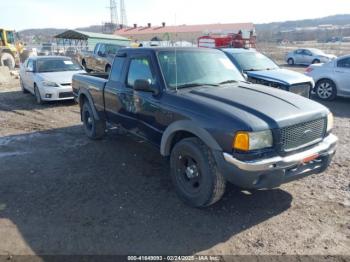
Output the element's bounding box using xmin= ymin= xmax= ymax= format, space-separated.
xmin=37 ymin=59 xmax=82 ymax=73
xmin=230 ymin=52 xmax=279 ymax=71
xmin=105 ymin=44 xmax=122 ymax=55
xmin=157 ymin=50 xmax=245 ymax=90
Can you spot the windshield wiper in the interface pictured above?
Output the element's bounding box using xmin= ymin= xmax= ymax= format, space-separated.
xmin=175 ymin=83 xmax=218 ymax=89
xmin=219 ymin=80 xmax=238 ymax=85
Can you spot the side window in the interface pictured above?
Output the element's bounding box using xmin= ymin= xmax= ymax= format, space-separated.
xmin=337 ymin=58 xmax=350 ymax=68
xmin=110 ymin=57 xmax=125 ymax=82
xmin=295 ymin=50 xmax=303 ymax=55
xmin=304 ymin=50 xmax=312 ymax=56
xmin=26 ymin=60 xmax=34 ymax=71
xmin=127 ymin=57 xmax=154 ymax=88
xmin=99 ymin=44 xmax=106 ymax=55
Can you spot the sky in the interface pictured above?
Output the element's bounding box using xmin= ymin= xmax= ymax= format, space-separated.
xmin=1 ymin=0 xmax=350 ymax=30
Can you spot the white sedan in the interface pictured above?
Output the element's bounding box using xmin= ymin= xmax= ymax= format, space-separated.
xmin=19 ymin=56 xmax=85 ymax=104
xmin=305 ymin=55 xmax=350 ymax=101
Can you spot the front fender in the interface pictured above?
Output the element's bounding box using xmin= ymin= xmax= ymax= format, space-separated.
xmin=160 ymin=120 xmax=222 ymax=156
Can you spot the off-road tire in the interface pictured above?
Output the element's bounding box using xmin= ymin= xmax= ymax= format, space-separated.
xmin=0 ymin=52 xmax=15 ymax=70
xmin=82 ymin=101 xmax=106 ymax=140
xmin=170 ymin=137 xmax=226 ymax=207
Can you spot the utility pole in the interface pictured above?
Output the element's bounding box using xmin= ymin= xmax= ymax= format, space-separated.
xmin=120 ymin=0 xmax=128 ymax=27
xmin=109 ymin=0 xmax=119 ymax=26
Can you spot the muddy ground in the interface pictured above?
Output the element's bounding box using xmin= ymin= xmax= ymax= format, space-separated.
xmin=0 ymin=70 xmax=349 ymax=258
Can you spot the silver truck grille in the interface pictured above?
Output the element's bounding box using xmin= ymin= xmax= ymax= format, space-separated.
xmin=289 ymin=83 xmax=310 ymax=98
xmin=280 ymin=118 xmax=326 ymax=152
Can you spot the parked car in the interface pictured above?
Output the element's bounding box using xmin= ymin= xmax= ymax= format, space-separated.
xmin=305 ymin=55 xmax=350 ymax=100
xmin=20 ymin=56 xmax=85 ymax=104
xmin=81 ymin=43 xmax=125 ymax=73
xmin=286 ymin=48 xmax=336 ymax=66
xmin=72 ymin=47 xmax=337 ymax=208
xmin=223 ymin=48 xmax=314 ymax=98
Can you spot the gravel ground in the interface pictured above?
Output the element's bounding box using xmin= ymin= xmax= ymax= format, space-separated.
xmin=0 ymin=72 xmax=349 ymax=258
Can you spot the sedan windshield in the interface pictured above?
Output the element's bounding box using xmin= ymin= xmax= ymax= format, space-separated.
xmin=37 ymin=59 xmax=82 ymax=73
xmin=157 ymin=50 xmax=244 ymax=89
xmin=230 ymin=52 xmax=279 ymax=71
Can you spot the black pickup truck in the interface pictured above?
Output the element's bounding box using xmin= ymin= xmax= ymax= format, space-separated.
xmin=72 ymin=47 xmax=337 ymax=207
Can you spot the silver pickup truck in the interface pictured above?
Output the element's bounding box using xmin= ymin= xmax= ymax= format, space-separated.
xmin=80 ymin=43 xmax=124 ymax=73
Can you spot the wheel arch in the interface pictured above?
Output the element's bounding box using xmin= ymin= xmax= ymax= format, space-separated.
xmin=160 ymin=120 xmax=222 ymax=157
xmin=78 ymin=89 xmax=100 ymax=121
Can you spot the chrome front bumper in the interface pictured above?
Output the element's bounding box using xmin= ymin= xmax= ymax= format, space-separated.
xmin=223 ymin=134 xmax=338 ymax=172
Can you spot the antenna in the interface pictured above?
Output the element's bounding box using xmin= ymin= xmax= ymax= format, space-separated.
xmin=120 ymin=0 xmax=128 ymax=27
xmin=174 ymin=13 xmax=178 ymax=92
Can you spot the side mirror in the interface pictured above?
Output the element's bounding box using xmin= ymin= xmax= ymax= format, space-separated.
xmin=134 ymin=79 xmax=159 ymax=95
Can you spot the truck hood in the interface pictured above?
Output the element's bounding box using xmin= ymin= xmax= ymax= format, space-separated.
xmin=36 ymin=70 xmax=86 ymax=84
xmin=182 ymin=83 xmax=328 ymax=130
xmin=247 ymin=68 xmax=313 ymax=86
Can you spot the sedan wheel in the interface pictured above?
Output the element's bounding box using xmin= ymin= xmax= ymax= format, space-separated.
xmin=287 ymin=58 xmax=294 ymax=65
xmin=34 ymin=86 xmax=44 ymax=105
xmin=316 ymin=80 xmax=337 ymax=101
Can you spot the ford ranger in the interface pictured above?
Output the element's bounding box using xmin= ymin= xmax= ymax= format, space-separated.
xmin=72 ymin=47 xmax=337 ymax=207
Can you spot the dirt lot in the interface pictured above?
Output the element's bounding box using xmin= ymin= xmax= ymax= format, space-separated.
xmin=0 ymin=70 xmax=349 ymax=258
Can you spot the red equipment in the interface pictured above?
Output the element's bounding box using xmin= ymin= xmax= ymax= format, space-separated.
xmin=198 ymin=31 xmax=256 ymax=49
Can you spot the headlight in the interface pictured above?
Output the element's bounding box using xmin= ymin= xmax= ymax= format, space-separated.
xmin=327 ymin=112 xmax=334 ymax=132
xmin=41 ymin=81 xmax=59 ymax=87
xmin=233 ymin=130 xmax=273 ymax=151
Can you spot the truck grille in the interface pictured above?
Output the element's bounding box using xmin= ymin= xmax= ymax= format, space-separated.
xmin=289 ymin=83 xmax=310 ymax=98
xmin=279 ymin=118 xmax=326 ymax=152
xmin=59 ymin=92 xmax=73 ymax=98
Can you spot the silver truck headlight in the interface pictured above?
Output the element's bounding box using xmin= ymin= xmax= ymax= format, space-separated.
xmin=233 ymin=130 xmax=273 ymax=151
xmin=42 ymin=81 xmax=59 ymax=87
xmin=327 ymin=112 xmax=334 ymax=132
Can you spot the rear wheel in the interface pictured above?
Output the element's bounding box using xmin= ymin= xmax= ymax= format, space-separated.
xmin=170 ymin=137 xmax=226 ymax=207
xmin=82 ymin=60 xmax=91 ymax=73
xmin=82 ymin=101 xmax=106 ymax=140
xmin=315 ymin=79 xmax=337 ymax=101
xmin=105 ymin=65 xmax=111 ymax=74
xmin=312 ymin=59 xmax=321 ymax=64
xmin=287 ymin=58 xmax=294 ymax=65
xmin=0 ymin=52 xmax=15 ymax=70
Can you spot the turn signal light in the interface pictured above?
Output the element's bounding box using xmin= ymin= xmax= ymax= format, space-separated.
xmin=233 ymin=132 xmax=249 ymax=151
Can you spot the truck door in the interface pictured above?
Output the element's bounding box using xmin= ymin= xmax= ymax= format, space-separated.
xmin=96 ymin=44 xmax=106 ymax=72
xmin=104 ymin=55 xmax=139 ymax=131
xmin=126 ymin=55 xmax=164 ymax=145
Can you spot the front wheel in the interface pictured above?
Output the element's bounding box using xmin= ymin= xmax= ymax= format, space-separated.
xmin=315 ymin=79 xmax=337 ymax=101
xmin=287 ymin=58 xmax=294 ymax=65
xmin=34 ymin=85 xmax=44 ymax=105
xmin=82 ymin=102 xmax=106 ymax=140
xmin=20 ymin=79 xmax=29 ymax=93
xmin=170 ymin=137 xmax=226 ymax=207
xmin=312 ymin=59 xmax=321 ymax=64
